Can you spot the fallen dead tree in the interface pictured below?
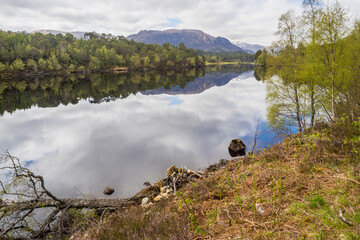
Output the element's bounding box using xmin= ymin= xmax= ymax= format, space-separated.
xmin=0 ymin=151 xmax=139 ymax=239
xmin=0 ymin=151 xmax=206 ymax=239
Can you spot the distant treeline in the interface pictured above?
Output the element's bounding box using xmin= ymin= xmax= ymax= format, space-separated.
xmin=0 ymin=31 xmax=206 ymax=74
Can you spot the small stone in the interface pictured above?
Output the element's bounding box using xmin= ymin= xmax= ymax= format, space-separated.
xmin=143 ymin=182 xmax=151 ymax=186
xmin=154 ymin=195 xmax=164 ymax=201
xmin=166 ymin=165 xmax=176 ymax=177
xmin=255 ymin=204 xmax=265 ymax=214
xmin=141 ymin=197 xmax=149 ymax=205
xmin=103 ymin=187 xmax=114 ymax=196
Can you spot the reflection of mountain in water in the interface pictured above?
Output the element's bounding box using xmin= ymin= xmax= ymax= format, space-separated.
xmin=142 ymin=72 xmax=242 ymax=95
xmin=0 ymin=66 xmax=254 ymax=115
xmin=142 ymin=65 xmax=254 ymax=95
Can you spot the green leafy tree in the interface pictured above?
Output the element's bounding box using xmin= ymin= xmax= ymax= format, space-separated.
xmin=38 ymin=58 xmax=47 ymax=71
xmin=48 ymin=54 xmax=62 ymax=71
xmin=27 ymin=59 xmax=38 ymax=72
xmin=315 ymin=1 xmax=349 ymax=121
xmin=69 ymin=63 xmax=76 ymax=72
xmin=60 ymin=51 xmax=71 ymax=65
xmin=10 ymin=59 xmax=25 ymax=72
xmin=186 ymin=57 xmax=195 ymax=67
xmin=129 ymin=54 xmax=142 ymax=69
xmin=254 ymin=50 xmax=262 ymax=61
xmin=88 ymin=56 xmax=101 ymax=72
xmin=0 ymin=62 xmax=6 ymax=72
xmin=143 ymin=56 xmax=150 ymax=67
xmin=268 ymin=10 xmax=307 ymax=131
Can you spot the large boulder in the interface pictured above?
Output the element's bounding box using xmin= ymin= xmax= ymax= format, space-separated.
xmin=228 ymin=139 xmax=246 ymax=157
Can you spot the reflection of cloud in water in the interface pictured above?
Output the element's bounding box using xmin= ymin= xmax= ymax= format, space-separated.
xmin=0 ymin=74 xmax=266 ymax=198
xmin=167 ymin=96 xmax=184 ymax=106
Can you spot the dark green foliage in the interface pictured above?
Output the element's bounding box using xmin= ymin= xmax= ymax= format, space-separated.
xmin=254 ymin=49 xmax=262 ymax=61
xmin=0 ymin=31 xmax=205 ymax=73
xmin=0 ymin=69 xmax=205 ymax=116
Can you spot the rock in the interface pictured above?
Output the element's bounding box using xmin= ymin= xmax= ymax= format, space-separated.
xmin=228 ymin=139 xmax=246 ymax=157
xmin=130 ymin=185 xmax=160 ymax=204
xmin=141 ymin=197 xmax=149 ymax=205
xmin=154 ymin=195 xmax=164 ymax=202
xmin=255 ymin=203 xmax=265 ymax=214
xmin=206 ymin=159 xmax=230 ymax=173
xmin=143 ymin=182 xmax=151 ymax=187
xmin=166 ymin=165 xmax=176 ymax=177
xmin=103 ymin=187 xmax=114 ymax=196
xmin=160 ymin=187 xmax=167 ymax=193
xmin=141 ymin=197 xmax=153 ymax=208
xmin=154 ymin=190 xmax=173 ymax=202
xmin=218 ymin=159 xmax=229 ymax=167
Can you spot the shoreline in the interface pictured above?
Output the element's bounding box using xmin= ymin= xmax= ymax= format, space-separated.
xmin=0 ymin=65 xmax=206 ymax=79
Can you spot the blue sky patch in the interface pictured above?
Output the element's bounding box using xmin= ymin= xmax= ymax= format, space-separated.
xmin=166 ymin=18 xmax=182 ymax=28
xmin=24 ymin=160 xmax=35 ymax=167
xmin=168 ymin=96 xmax=184 ymax=106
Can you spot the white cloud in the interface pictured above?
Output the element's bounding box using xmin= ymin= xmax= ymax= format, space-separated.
xmin=0 ymin=0 xmax=358 ymax=48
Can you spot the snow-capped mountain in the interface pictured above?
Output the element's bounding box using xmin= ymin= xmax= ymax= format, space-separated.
xmin=232 ymin=41 xmax=265 ymax=54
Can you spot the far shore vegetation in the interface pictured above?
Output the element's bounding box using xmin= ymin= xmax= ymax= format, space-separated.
xmin=0 ymin=30 xmax=255 ymax=78
xmin=0 ymin=31 xmax=206 ymax=76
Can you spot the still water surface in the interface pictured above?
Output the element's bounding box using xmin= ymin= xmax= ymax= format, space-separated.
xmin=0 ymin=67 xmax=273 ymax=198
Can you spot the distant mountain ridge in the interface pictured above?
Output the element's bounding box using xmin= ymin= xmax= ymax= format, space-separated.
xmin=31 ymin=30 xmax=87 ymax=39
xmin=31 ymin=29 xmax=262 ymax=55
xmin=127 ymin=29 xmax=246 ymax=53
xmin=231 ymin=41 xmax=265 ymax=54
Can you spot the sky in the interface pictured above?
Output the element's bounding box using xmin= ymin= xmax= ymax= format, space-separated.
xmin=0 ymin=0 xmax=359 ymax=46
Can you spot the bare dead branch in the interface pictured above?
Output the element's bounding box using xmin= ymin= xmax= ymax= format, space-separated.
xmin=0 ymin=151 xmax=137 ymax=239
xmin=339 ymin=208 xmax=353 ymax=225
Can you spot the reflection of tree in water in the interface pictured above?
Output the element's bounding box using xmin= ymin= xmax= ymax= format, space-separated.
xmin=265 ymin=77 xmax=323 ymax=135
xmin=0 ymin=69 xmax=204 ymax=115
xmin=205 ymin=64 xmax=253 ymax=74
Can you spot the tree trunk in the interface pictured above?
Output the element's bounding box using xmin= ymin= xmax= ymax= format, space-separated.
xmin=294 ymin=84 xmax=303 ymax=132
xmin=0 ymin=198 xmax=134 ymax=213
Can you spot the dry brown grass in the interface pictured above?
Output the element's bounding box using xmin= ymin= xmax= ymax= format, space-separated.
xmin=76 ymin=121 xmax=360 ymax=239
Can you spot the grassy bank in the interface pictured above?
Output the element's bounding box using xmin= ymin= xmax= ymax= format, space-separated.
xmin=71 ymin=120 xmax=360 ymax=239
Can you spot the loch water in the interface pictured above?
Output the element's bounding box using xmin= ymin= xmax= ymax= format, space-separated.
xmin=0 ymin=66 xmax=278 ymax=198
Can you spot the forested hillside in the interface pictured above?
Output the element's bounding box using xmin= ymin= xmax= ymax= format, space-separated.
xmin=0 ymin=31 xmax=205 ymax=74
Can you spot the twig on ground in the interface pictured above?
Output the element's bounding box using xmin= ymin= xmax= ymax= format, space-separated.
xmin=339 ymin=208 xmax=352 ymax=225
